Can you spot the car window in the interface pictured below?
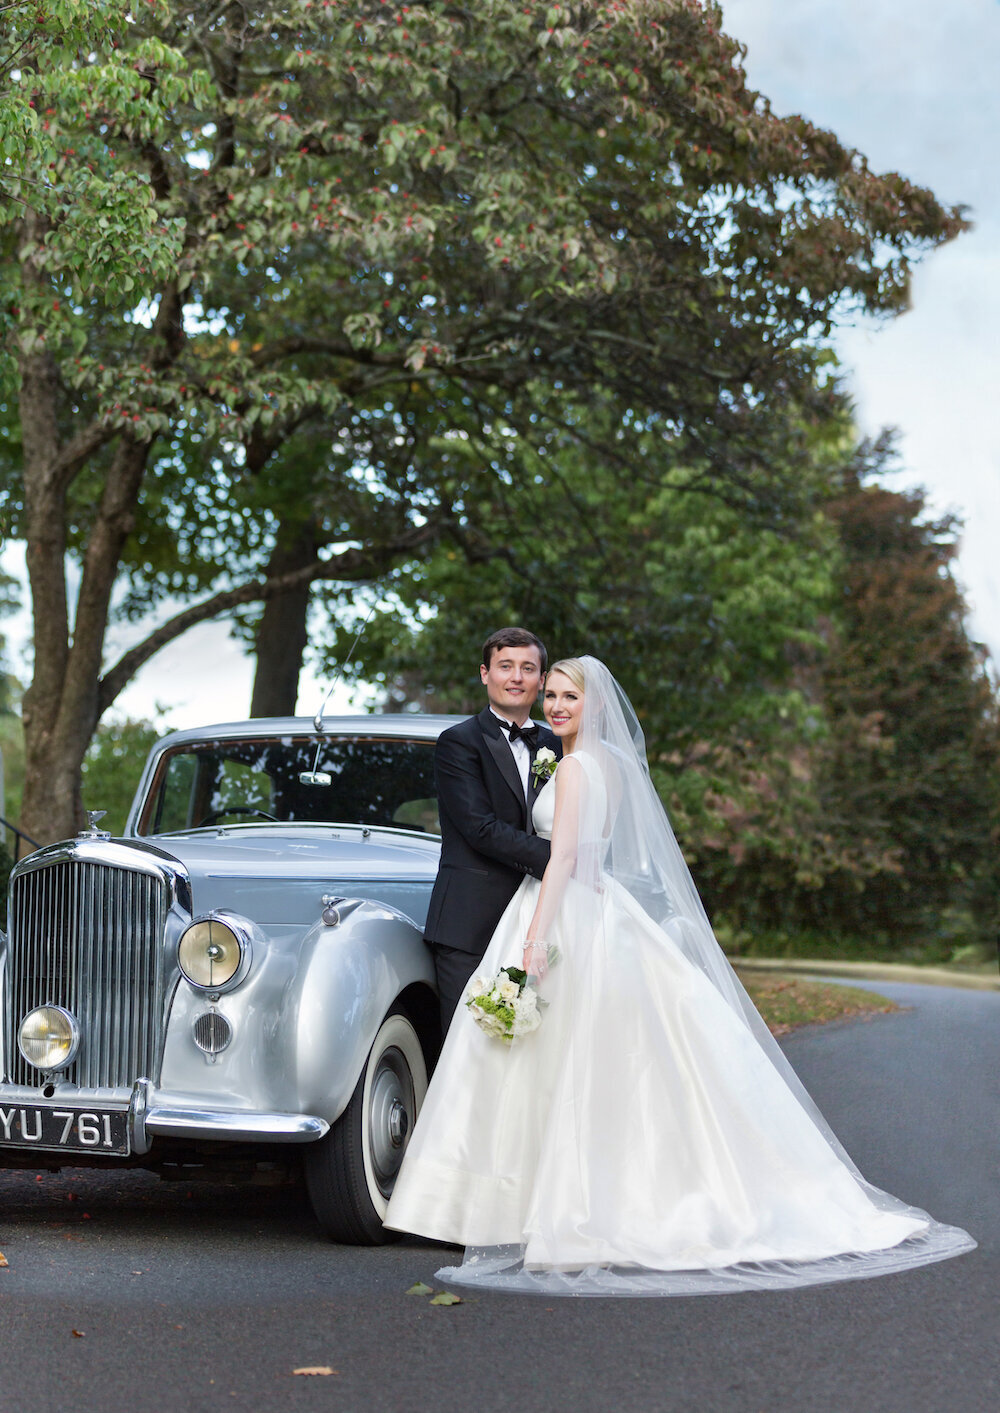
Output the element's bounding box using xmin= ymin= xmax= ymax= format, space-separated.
xmin=210 ymin=759 xmax=275 ymax=821
xmin=143 ymin=736 xmax=440 ymax=836
xmin=391 ymin=797 xmax=440 ymax=834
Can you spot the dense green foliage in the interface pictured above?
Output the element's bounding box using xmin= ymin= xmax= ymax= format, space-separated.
xmin=0 ymin=3 xmax=993 ymax=960
xmin=673 ymin=442 xmax=999 ymax=957
xmin=0 ymin=0 xmax=966 ymax=841
xmin=812 ymin=444 xmax=998 ymax=949
xmin=321 ymin=385 xmax=838 ymax=773
xmin=80 ymin=716 xmax=165 ymax=835
xmin=350 ymin=422 xmax=998 ymax=956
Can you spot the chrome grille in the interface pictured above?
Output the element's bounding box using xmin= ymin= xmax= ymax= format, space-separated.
xmin=4 ymin=859 xmax=168 ymax=1087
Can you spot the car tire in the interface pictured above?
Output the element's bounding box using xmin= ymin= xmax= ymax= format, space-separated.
xmin=304 ymin=1007 xmax=428 ymax=1244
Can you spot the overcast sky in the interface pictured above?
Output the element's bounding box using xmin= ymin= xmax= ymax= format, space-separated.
xmin=726 ymin=0 xmax=999 ymax=655
xmin=3 ymin=0 xmax=997 ymax=728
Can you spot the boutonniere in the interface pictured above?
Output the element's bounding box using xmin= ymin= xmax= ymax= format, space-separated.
xmin=530 ymin=747 xmax=558 ymax=786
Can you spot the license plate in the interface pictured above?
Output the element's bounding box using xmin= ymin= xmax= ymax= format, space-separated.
xmin=0 ymin=1104 xmax=130 ymax=1156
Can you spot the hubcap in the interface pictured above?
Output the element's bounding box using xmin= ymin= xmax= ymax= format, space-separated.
xmin=368 ymin=1046 xmax=415 ymax=1197
xmin=389 ymin=1101 xmax=409 ymax=1145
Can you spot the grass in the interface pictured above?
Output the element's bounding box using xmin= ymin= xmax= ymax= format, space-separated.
xmin=737 ymin=970 xmax=899 ymax=1038
xmin=716 ymin=919 xmax=994 ymax=969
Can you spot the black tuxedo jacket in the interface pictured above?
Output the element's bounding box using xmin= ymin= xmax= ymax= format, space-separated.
xmin=424 ymin=707 xmax=561 ymax=956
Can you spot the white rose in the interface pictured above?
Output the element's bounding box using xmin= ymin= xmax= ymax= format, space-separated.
xmin=535 ymin=747 xmax=556 ymax=767
xmin=468 ymin=977 xmax=487 ymax=998
xmin=511 ymin=991 xmax=541 ymax=1032
xmin=497 ymin=976 xmax=520 ymax=1003
xmin=513 ymin=992 xmax=539 ymax=1022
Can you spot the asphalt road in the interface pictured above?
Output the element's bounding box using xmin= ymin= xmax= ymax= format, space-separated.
xmin=0 ymin=979 xmax=996 ymax=1413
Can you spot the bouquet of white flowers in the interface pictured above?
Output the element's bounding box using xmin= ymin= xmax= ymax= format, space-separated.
xmin=465 ymin=965 xmax=543 ymax=1045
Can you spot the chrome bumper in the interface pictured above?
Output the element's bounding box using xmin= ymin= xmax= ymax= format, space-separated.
xmin=132 ymin=1078 xmax=329 ymax=1152
xmin=0 ymin=1078 xmax=330 ymax=1158
xmin=143 ymin=1107 xmax=328 ymax=1146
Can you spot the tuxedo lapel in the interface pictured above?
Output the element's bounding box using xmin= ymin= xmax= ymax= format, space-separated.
xmin=478 ymin=708 xmax=528 ymax=822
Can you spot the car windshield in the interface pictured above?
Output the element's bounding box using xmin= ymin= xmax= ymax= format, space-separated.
xmin=140 ymin=735 xmax=440 ymax=836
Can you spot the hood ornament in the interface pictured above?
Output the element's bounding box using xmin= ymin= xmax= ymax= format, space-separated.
xmin=79 ymin=809 xmax=111 ymax=840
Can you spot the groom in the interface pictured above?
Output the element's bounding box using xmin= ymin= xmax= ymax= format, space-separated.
xmin=425 ymin=626 xmax=561 ymax=1031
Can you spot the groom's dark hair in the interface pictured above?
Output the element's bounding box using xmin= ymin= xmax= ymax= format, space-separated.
xmin=482 ymin=626 xmax=547 ymax=672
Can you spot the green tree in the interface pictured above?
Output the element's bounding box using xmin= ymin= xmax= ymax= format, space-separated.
xmin=0 ymin=0 xmax=966 ymax=842
xmin=80 ymin=715 xmax=165 ymax=835
xmin=705 ymin=437 xmax=1000 ymax=953
xmin=324 ymin=387 xmax=848 ymax=902
xmin=348 ymin=414 xmax=1000 ymax=956
xmin=808 ymin=441 xmax=999 ymax=948
xmin=339 ymin=389 xmax=835 ymax=731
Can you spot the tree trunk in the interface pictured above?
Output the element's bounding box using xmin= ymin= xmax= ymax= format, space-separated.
xmin=250 ymin=519 xmax=318 ymax=717
xmin=16 ymin=262 xmax=180 ymax=844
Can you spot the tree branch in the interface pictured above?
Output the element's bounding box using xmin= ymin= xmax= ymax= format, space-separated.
xmin=96 ymin=523 xmax=441 ymax=713
xmin=49 ymin=418 xmax=118 ymax=495
xmin=248 ymin=335 xmax=391 ymax=369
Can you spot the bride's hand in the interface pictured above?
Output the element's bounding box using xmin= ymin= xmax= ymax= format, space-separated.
xmin=523 ymin=940 xmax=549 ymax=980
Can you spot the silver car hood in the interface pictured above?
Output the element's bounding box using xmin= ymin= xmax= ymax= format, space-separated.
xmin=140 ymin=825 xmax=440 ymax=883
xmin=10 ymin=827 xmax=440 ymax=929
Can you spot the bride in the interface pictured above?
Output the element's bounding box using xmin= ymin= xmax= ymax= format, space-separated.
xmin=384 ymin=656 xmax=975 ymax=1294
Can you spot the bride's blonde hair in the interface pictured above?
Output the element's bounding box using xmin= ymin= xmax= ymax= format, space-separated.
xmin=546 ymin=658 xmax=585 ymax=691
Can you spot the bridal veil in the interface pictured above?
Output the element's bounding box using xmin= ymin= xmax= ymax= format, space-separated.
xmin=433 ymin=657 xmax=974 ymax=1295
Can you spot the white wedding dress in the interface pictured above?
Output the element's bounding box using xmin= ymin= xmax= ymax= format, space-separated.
xmin=385 ymin=666 xmax=974 ymax=1295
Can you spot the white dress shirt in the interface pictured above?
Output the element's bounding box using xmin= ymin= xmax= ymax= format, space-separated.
xmin=490 ymin=708 xmax=532 ymax=802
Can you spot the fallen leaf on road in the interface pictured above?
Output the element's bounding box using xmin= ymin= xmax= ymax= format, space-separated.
xmin=430 ymin=1292 xmax=462 ymax=1306
xmin=292 ymin=1367 xmax=338 ymax=1377
xmin=71 ymin=1330 xmax=85 ymax=1338
xmin=0 ymin=1252 xmax=8 ymax=1268
xmin=406 ymin=1281 xmax=434 ymax=1295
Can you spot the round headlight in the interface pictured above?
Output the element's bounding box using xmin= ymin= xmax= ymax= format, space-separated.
xmin=18 ymin=1006 xmax=81 ymax=1071
xmin=177 ymin=916 xmax=250 ymax=990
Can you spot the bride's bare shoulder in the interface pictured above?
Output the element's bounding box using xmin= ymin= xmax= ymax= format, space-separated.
xmin=555 ymin=752 xmax=601 ymax=788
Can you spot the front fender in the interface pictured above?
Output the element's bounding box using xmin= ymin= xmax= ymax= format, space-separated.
xmin=157 ymin=900 xmax=434 ymax=1123
xmin=292 ymin=901 xmax=435 ymax=1122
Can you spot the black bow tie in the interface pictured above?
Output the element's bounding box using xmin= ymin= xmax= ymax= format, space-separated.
xmin=506 ymin=720 xmax=539 ymax=746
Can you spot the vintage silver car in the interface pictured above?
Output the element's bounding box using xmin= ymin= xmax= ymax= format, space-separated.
xmin=0 ymin=714 xmax=458 ymax=1242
